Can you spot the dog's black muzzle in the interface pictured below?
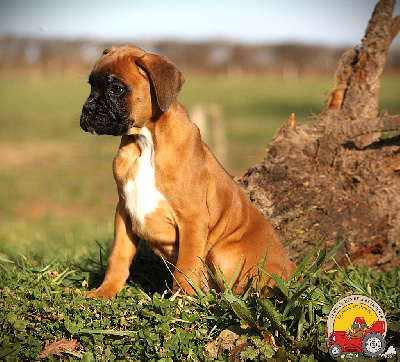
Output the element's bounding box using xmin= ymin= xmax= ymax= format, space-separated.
xmin=80 ymin=100 xmax=130 ymax=136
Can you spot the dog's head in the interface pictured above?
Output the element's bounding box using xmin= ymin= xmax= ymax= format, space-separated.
xmin=80 ymin=45 xmax=184 ymax=136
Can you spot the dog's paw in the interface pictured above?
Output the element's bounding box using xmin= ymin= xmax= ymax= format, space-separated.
xmin=83 ymin=288 xmax=116 ymax=300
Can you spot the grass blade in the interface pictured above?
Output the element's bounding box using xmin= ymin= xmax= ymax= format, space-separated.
xmin=80 ymin=329 xmax=135 ymax=336
xmin=271 ymin=273 xmax=289 ymax=299
xmin=323 ymin=235 xmax=349 ymax=264
xmin=181 ymin=269 xmax=206 ymax=297
xmin=282 ymin=285 xmax=312 ymax=318
xmin=222 ymin=291 xmax=261 ymax=332
xmin=95 ymin=240 xmax=108 ymax=269
xmin=306 ymin=248 xmax=326 ymax=275
xmin=258 ymin=298 xmax=293 ymax=341
xmin=389 ymin=266 xmax=399 ymax=295
xmin=227 ymin=255 xmax=243 ymax=289
xmin=199 ymin=259 xmax=223 ymax=290
xmin=287 ymin=236 xmax=324 ymax=282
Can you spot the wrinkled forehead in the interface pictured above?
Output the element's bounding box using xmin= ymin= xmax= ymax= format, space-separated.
xmin=93 ymin=46 xmax=146 ymax=77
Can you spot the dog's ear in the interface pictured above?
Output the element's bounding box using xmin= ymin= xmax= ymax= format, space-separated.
xmin=135 ymin=54 xmax=184 ymax=112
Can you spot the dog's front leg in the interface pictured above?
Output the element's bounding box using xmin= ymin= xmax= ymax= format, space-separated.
xmin=84 ymin=203 xmax=139 ymax=300
xmin=172 ymin=219 xmax=209 ymax=295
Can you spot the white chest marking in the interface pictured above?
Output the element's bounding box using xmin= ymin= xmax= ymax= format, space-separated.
xmin=123 ymin=127 xmax=165 ymax=227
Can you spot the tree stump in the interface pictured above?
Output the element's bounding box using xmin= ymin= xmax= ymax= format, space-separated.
xmin=239 ymin=0 xmax=400 ymax=269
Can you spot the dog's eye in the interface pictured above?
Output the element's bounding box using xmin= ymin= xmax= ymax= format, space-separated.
xmin=110 ymin=84 xmax=124 ymax=95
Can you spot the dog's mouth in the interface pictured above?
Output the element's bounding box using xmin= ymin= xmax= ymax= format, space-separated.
xmin=80 ymin=122 xmax=99 ymax=136
xmin=80 ymin=103 xmax=131 ymax=136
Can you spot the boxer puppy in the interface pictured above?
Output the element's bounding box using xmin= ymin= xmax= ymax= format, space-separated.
xmin=80 ymin=45 xmax=296 ymax=299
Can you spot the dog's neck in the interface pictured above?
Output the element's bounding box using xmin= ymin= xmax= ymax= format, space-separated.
xmin=125 ymin=100 xmax=186 ymax=137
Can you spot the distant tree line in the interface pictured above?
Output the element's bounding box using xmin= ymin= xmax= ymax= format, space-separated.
xmin=0 ymin=36 xmax=399 ymax=79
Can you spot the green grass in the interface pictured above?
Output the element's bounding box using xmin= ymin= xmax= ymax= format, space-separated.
xmin=0 ymin=242 xmax=399 ymax=361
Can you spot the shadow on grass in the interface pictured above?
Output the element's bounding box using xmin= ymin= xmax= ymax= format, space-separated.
xmin=85 ymin=240 xmax=173 ymax=295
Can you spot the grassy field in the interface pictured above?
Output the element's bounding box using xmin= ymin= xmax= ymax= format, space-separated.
xmin=0 ymin=74 xmax=399 ymax=360
xmin=1 ymin=239 xmax=399 ymax=360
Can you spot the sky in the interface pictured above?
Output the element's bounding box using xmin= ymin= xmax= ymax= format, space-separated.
xmin=0 ymin=0 xmax=399 ymax=48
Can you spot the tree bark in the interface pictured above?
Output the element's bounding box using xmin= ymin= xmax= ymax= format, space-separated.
xmin=239 ymin=0 xmax=400 ymax=269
